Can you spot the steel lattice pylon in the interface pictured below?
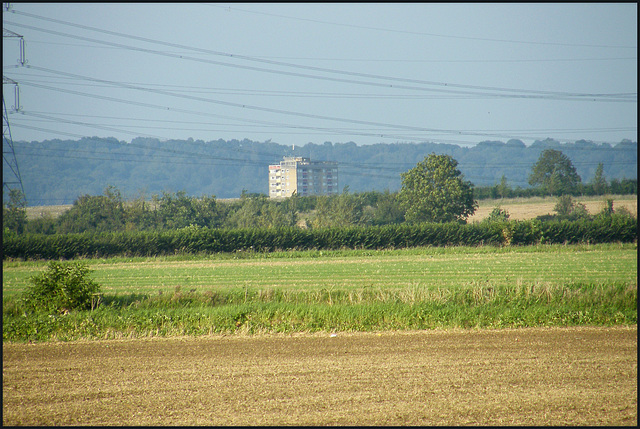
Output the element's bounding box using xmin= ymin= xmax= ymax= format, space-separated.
xmin=3 ymin=9 xmax=27 ymax=205
xmin=3 ymin=91 xmax=25 ymax=203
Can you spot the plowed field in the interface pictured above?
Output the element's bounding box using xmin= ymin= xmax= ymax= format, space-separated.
xmin=3 ymin=326 xmax=636 ymax=426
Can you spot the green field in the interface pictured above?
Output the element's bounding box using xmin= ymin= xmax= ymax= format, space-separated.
xmin=2 ymin=243 xmax=637 ymax=297
xmin=3 ymin=243 xmax=637 ymax=342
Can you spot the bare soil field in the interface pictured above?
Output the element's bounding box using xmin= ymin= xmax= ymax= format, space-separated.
xmin=3 ymin=326 xmax=636 ymax=426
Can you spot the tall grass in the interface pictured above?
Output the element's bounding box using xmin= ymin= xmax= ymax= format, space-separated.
xmin=3 ymin=281 xmax=636 ymax=342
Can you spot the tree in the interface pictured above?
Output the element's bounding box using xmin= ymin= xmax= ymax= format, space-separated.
xmin=125 ymin=190 xmax=155 ymax=231
xmin=192 ymin=194 xmax=222 ymax=228
xmin=496 ymin=175 xmax=511 ymax=199
xmin=591 ymin=163 xmax=608 ymax=195
xmin=553 ymin=195 xmax=589 ymax=220
xmin=600 ymin=198 xmax=614 ymax=217
xmin=154 ymin=190 xmax=197 ymax=229
xmin=528 ymin=149 xmax=581 ymax=196
xmin=370 ymin=190 xmax=404 ymax=225
xmin=2 ymin=189 xmax=27 ymax=234
xmin=311 ymin=193 xmax=368 ymax=228
xmin=310 ymin=195 xmax=334 ymax=229
xmin=398 ymin=154 xmax=477 ymax=223
xmin=554 ymin=195 xmax=574 ymax=216
xmin=56 ymin=186 xmax=126 ymax=233
xmin=225 ymin=195 xmax=266 ymax=228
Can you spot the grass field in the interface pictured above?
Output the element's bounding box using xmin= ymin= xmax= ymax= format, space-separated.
xmin=3 ymin=243 xmax=637 ymax=342
xmin=3 ymin=326 xmax=637 ymax=425
xmin=2 ymin=243 xmax=636 ymax=299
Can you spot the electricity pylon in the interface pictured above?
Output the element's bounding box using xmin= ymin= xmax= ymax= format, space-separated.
xmin=3 ymin=19 xmax=27 ymax=205
xmin=3 ymin=83 xmax=25 ymax=201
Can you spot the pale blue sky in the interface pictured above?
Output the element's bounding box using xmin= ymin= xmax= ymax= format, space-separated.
xmin=3 ymin=3 xmax=637 ymax=146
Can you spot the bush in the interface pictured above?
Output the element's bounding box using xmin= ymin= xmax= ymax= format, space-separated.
xmin=485 ymin=206 xmax=510 ymax=222
xmin=23 ymin=261 xmax=101 ymax=313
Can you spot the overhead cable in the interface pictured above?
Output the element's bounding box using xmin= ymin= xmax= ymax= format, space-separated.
xmin=4 ymin=15 xmax=635 ymax=102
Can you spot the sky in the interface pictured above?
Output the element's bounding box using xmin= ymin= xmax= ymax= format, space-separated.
xmin=3 ymin=3 xmax=637 ymax=148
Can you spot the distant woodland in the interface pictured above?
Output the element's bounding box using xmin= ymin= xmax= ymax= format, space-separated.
xmin=7 ymin=136 xmax=637 ymax=206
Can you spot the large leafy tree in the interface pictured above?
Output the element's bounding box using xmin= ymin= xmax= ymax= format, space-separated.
xmin=399 ymin=154 xmax=477 ymax=223
xmin=528 ymin=149 xmax=581 ymax=196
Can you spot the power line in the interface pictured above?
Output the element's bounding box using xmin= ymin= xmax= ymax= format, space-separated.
xmin=14 ymin=138 xmax=636 ymax=171
xmin=206 ymin=4 xmax=637 ymax=50
xmin=8 ymin=75 xmax=510 ymax=143
xmin=4 ymin=7 xmax=635 ymax=152
xmin=7 ymin=68 xmax=637 ymax=103
xmin=15 ymin=148 xmax=634 ymax=190
xmin=9 ymin=40 xmax=638 ymax=63
xmin=6 ymin=69 xmax=558 ymax=100
xmin=4 ymin=15 xmax=635 ymax=102
xmin=12 ymin=110 xmax=635 ymax=139
xmin=11 ymin=114 xmax=619 ymax=152
xmin=4 ymin=12 xmax=636 ymax=149
xmin=14 ymin=65 xmax=635 ymax=148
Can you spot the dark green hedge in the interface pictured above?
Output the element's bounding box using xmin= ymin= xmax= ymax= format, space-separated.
xmin=3 ymin=214 xmax=636 ymax=260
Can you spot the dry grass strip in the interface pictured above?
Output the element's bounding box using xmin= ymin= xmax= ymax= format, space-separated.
xmin=469 ymin=195 xmax=637 ymax=222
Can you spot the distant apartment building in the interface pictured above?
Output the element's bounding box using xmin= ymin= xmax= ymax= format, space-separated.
xmin=269 ymin=157 xmax=338 ymax=198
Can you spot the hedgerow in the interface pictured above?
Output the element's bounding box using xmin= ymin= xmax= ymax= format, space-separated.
xmin=3 ymin=214 xmax=636 ymax=260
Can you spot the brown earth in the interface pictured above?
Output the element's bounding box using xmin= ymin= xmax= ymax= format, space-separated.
xmin=3 ymin=326 xmax=637 ymax=426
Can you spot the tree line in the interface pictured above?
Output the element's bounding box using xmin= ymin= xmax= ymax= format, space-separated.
xmin=4 ymin=150 xmax=637 ymax=236
xmin=8 ymin=136 xmax=637 ymax=206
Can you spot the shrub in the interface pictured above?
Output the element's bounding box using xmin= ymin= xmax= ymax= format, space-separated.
xmin=553 ymin=195 xmax=590 ymax=220
xmin=23 ymin=261 xmax=102 ymax=313
xmin=485 ymin=206 xmax=510 ymax=223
